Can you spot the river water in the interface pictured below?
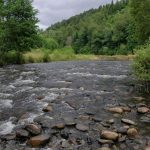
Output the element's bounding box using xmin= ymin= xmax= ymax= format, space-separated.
xmin=0 ymin=61 xmax=149 ymax=150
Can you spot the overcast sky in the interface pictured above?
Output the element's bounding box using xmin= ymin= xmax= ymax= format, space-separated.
xmin=33 ymin=0 xmax=114 ymax=29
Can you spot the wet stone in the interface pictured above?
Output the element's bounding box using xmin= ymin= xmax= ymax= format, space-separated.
xmin=52 ymin=122 xmax=65 ymax=129
xmin=64 ymin=117 xmax=76 ymax=126
xmin=98 ymin=139 xmax=114 ymax=144
xmin=121 ymin=118 xmax=136 ymax=125
xmin=97 ymin=147 xmax=111 ymax=150
xmin=127 ymin=128 xmax=138 ymax=138
xmin=107 ymin=107 xmax=123 ymax=114
xmin=117 ymin=127 xmax=128 ymax=134
xmin=106 ymin=119 xmax=114 ymax=124
xmin=137 ymin=107 xmax=149 ymax=114
xmin=42 ymin=105 xmax=53 ymax=112
xmin=92 ymin=116 xmax=102 ymax=122
xmin=101 ymin=130 xmax=119 ymax=141
xmin=16 ymin=129 xmax=29 ymax=138
xmin=28 ymin=134 xmax=50 ymax=147
xmin=76 ymin=124 xmax=89 ymax=132
xmin=25 ymin=124 xmax=41 ymax=135
xmin=2 ymin=133 xmax=16 ymax=141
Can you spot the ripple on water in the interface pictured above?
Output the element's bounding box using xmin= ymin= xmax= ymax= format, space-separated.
xmin=67 ymin=72 xmax=127 ymax=79
xmin=0 ymin=121 xmax=15 ymax=135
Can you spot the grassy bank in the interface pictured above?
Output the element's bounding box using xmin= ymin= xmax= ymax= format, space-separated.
xmin=23 ymin=47 xmax=134 ymax=63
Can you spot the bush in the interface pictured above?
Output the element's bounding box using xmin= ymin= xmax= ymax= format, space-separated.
xmin=133 ymin=43 xmax=150 ymax=81
xmin=0 ymin=51 xmax=24 ymax=66
xmin=132 ymin=42 xmax=150 ymax=93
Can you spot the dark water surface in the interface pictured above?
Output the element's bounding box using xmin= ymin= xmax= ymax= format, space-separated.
xmin=0 ymin=61 xmax=149 ymax=149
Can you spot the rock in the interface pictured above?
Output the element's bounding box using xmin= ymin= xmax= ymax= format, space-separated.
xmin=52 ymin=122 xmax=65 ymax=129
xmin=121 ymin=119 xmax=136 ymax=125
xmin=97 ymin=147 xmax=111 ymax=150
xmin=16 ymin=129 xmax=29 ymax=138
xmin=137 ymin=107 xmax=149 ymax=114
xmin=36 ymin=96 xmax=45 ymax=100
xmin=42 ymin=105 xmax=53 ymax=112
xmin=76 ymin=124 xmax=89 ymax=132
xmin=101 ymin=130 xmax=118 ymax=141
xmin=117 ymin=127 xmax=128 ymax=134
xmin=92 ymin=116 xmax=102 ymax=122
xmin=121 ymin=106 xmax=131 ymax=112
xmin=106 ymin=119 xmax=114 ymax=124
xmin=25 ymin=124 xmax=41 ymax=135
xmin=145 ymin=146 xmax=150 ymax=150
xmin=28 ymin=134 xmax=50 ymax=147
xmin=61 ymin=140 xmax=71 ymax=148
xmin=78 ymin=115 xmax=90 ymax=120
xmin=98 ymin=139 xmax=114 ymax=144
xmin=118 ymin=135 xmax=126 ymax=142
xmin=107 ymin=107 xmax=123 ymax=114
xmin=64 ymin=117 xmax=76 ymax=126
xmin=127 ymin=128 xmax=138 ymax=138
xmin=3 ymin=133 xmax=16 ymax=140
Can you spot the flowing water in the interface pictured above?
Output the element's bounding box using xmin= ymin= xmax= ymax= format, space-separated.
xmin=0 ymin=61 xmax=149 ymax=150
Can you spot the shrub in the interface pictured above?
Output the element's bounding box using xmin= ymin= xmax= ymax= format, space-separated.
xmin=132 ymin=42 xmax=150 ymax=93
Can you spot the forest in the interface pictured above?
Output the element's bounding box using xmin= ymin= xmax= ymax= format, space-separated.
xmin=0 ymin=0 xmax=150 ymax=83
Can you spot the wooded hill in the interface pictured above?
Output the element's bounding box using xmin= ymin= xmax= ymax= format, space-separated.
xmin=44 ymin=0 xmax=137 ymax=55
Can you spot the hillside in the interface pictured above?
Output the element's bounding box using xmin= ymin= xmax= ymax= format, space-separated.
xmin=44 ymin=0 xmax=137 ymax=55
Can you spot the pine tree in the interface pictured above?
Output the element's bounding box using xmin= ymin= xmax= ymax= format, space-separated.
xmin=0 ymin=0 xmax=39 ymax=52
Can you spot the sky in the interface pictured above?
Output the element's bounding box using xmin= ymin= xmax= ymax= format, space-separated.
xmin=33 ymin=0 xmax=114 ymax=29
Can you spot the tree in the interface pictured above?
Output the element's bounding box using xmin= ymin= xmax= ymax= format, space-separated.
xmin=0 ymin=0 xmax=39 ymax=52
xmin=130 ymin=0 xmax=150 ymax=44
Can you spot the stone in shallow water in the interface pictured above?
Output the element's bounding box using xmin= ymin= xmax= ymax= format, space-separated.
xmin=97 ymin=147 xmax=111 ymax=150
xmin=98 ymin=139 xmax=114 ymax=144
xmin=76 ymin=124 xmax=89 ymax=132
xmin=106 ymin=119 xmax=114 ymax=124
xmin=16 ymin=129 xmax=29 ymax=138
xmin=144 ymin=146 xmax=150 ymax=150
xmin=107 ymin=107 xmax=123 ymax=114
xmin=117 ymin=127 xmax=128 ymax=134
xmin=64 ymin=117 xmax=76 ymax=126
xmin=101 ymin=130 xmax=118 ymax=141
xmin=2 ymin=133 xmax=16 ymax=140
xmin=28 ymin=134 xmax=50 ymax=147
xmin=25 ymin=124 xmax=41 ymax=135
xmin=137 ymin=107 xmax=149 ymax=114
xmin=127 ymin=128 xmax=138 ymax=138
xmin=42 ymin=105 xmax=53 ymax=112
xmin=121 ymin=119 xmax=136 ymax=125
xmin=52 ymin=122 xmax=65 ymax=129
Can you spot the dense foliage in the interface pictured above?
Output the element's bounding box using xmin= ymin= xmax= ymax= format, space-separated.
xmin=45 ymin=0 xmax=138 ymax=55
xmin=0 ymin=0 xmax=40 ymax=65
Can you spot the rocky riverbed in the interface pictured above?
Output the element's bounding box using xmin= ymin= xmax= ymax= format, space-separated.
xmin=0 ymin=61 xmax=149 ymax=150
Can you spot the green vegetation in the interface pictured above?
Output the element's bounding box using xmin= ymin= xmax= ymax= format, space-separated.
xmin=0 ymin=0 xmax=39 ymax=65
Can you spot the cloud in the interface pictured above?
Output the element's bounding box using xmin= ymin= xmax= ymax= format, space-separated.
xmin=33 ymin=0 xmax=113 ymax=29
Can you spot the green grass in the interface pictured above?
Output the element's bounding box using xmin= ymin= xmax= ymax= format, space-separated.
xmin=23 ymin=47 xmax=134 ymax=63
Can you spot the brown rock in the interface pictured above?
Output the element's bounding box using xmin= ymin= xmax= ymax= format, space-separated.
xmin=28 ymin=134 xmax=50 ymax=147
xmin=78 ymin=115 xmax=90 ymax=120
xmin=137 ymin=107 xmax=149 ymax=114
xmin=101 ymin=130 xmax=119 ymax=141
xmin=121 ymin=106 xmax=131 ymax=112
xmin=42 ymin=106 xmax=53 ymax=112
xmin=53 ymin=122 xmax=65 ymax=129
xmin=127 ymin=128 xmax=138 ymax=138
xmin=25 ymin=124 xmax=41 ymax=135
xmin=145 ymin=146 xmax=150 ymax=150
xmin=107 ymin=107 xmax=123 ymax=114
xmin=97 ymin=147 xmax=111 ymax=150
